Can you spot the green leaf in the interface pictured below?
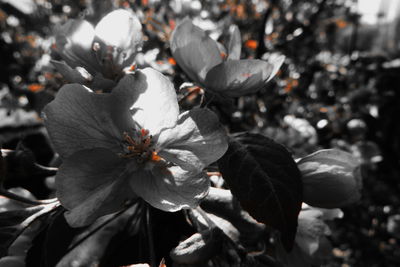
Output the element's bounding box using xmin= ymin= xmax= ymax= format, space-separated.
xmin=218 ymin=133 xmax=303 ymax=251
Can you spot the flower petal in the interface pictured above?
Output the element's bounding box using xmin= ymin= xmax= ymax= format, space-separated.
xmin=94 ymin=9 xmax=142 ymax=67
xmin=298 ymin=149 xmax=361 ymax=208
xmin=51 ymin=60 xmax=90 ymax=84
xmin=56 ymin=148 xmax=135 ymax=227
xmin=130 ymin=166 xmax=209 ymax=212
xmin=43 ymin=83 xmax=134 ymax=158
xmin=204 ymin=59 xmax=283 ymax=97
xmin=54 ymin=19 xmax=99 ymax=74
xmin=170 ymin=18 xmax=222 ymax=84
xmin=113 ymin=68 xmax=179 ymax=135
xmin=156 ymin=108 xmax=228 ymax=172
xmin=227 ymin=24 xmax=241 ymax=60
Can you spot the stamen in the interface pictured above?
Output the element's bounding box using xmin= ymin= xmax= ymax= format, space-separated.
xmin=151 ymin=151 xmax=161 ymax=162
xmin=129 ymin=64 xmax=136 ymax=71
xmin=141 ymin=128 xmax=149 ymax=137
xmin=120 ymin=129 xmax=163 ymax=164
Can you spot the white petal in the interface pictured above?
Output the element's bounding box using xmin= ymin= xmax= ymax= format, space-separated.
xmin=95 ymin=9 xmax=142 ymax=66
xmin=113 ymin=68 xmax=179 ymax=136
xmin=157 ymin=108 xmax=228 ymax=172
xmin=130 ymin=166 xmax=209 ymax=212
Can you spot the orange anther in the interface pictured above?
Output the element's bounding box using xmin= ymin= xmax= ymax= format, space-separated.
xmin=245 ymin=39 xmax=258 ymax=50
xmin=141 ymin=129 xmax=149 ymax=137
xmin=220 ymin=52 xmax=227 ymax=60
xmin=336 ymin=19 xmax=348 ymax=29
xmin=168 ymin=57 xmax=176 ymax=65
xmin=151 ymin=151 xmax=162 ymax=162
xmin=27 ymin=84 xmax=44 ymax=92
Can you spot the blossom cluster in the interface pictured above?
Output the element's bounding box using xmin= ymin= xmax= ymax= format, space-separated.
xmin=42 ymin=7 xmax=362 ymax=266
xmin=44 ymin=9 xmax=232 ymax=227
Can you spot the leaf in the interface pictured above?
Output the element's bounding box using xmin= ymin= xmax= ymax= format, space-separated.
xmin=0 ymin=206 xmax=43 ymax=228
xmin=217 ymin=133 xmax=303 ymax=251
xmin=55 ymin=203 xmax=142 ymax=267
xmin=0 ymin=203 xmax=59 ymax=257
xmin=40 ymin=208 xmax=81 ymax=267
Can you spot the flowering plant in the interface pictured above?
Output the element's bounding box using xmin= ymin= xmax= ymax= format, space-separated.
xmin=0 ymin=2 xmax=365 ymax=267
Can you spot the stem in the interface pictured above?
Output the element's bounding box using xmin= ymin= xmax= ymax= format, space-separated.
xmin=146 ymin=205 xmax=157 ymax=267
xmin=200 ymin=93 xmax=215 ymax=108
xmin=0 ymin=189 xmax=51 ymax=205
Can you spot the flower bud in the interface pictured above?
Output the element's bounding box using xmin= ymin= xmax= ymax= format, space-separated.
xmin=94 ymin=9 xmax=142 ymax=67
xmin=297 ymin=149 xmax=362 ymax=208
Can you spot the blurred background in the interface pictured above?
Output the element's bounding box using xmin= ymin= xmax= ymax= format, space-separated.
xmin=0 ymin=0 xmax=399 ymax=266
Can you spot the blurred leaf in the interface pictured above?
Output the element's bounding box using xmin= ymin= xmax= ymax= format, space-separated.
xmin=218 ymin=133 xmax=302 ymax=251
xmin=2 ymin=146 xmax=56 ymax=198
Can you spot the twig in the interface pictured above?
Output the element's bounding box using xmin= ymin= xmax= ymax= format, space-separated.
xmin=146 ymin=205 xmax=157 ymax=267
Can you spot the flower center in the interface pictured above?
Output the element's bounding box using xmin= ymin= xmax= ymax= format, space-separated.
xmin=120 ymin=129 xmax=162 ymax=164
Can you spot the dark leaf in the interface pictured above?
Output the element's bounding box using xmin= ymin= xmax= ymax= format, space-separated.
xmin=217 ymin=133 xmax=302 ymax=251
xmin=56 ymin=202 xmax=143 ymax=267
xmin=101 ymin=206 xmax=195 ymax=267
xmin=0 ymin=205 xmax=43 ymax=228
xmin=0 ymin=203 xmax=58 ymax=257
xmin=34 ymin=207 xmax=81 ymax=267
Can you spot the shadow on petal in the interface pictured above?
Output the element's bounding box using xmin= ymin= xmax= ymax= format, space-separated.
xmin=205 ymin=59 xmax=282 ymax=97
xmin=54 ymin=19 xmax=99 ymax=75
xmin=56 ymin=148 xmax=136 ymax=227
xmin=43 ymin=83 xmax=134 ymax=158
